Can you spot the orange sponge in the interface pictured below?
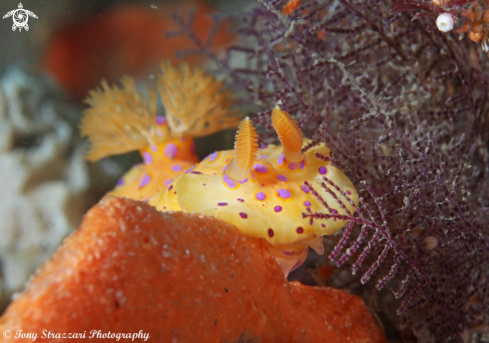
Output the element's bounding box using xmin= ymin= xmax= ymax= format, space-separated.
xmin=0 ymin=197 xmax=385 ymax=342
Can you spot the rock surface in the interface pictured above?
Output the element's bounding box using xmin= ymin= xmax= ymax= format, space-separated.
xmin=0 ymin=66 xmax=89 ymax=310
xmin=0 ymin=196 xmax=386 ymax=342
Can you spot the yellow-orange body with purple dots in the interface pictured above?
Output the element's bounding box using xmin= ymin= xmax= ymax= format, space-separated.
xmin=111 ymin=133 xmax=198 ymax=202
xmin=81 ymin=62 xmax=358 ymax=276
xmin=149 ymin=110 xmax=358 ymax=276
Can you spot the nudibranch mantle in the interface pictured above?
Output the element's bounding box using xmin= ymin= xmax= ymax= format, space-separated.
xmin=110 ymin=135 xmax=199 ymax=201
xmin=152 ymin=139 xmax=357 ymax=244
xmin=150 ymin=109 xmax=358 ymax=275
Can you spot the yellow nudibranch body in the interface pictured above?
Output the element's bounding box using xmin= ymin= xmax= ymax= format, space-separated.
xmin=149 ymin=113 xmax=357 ymax=275
xmin=82 ymin=62 xmax=357 ymax=276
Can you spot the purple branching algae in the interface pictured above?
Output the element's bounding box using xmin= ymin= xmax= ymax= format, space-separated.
xmin=169 ymin=1 xmax=489 ymax=341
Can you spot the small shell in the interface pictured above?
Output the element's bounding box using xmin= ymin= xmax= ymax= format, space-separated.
xmin=436 ymin=13 xmax=454 ymax=32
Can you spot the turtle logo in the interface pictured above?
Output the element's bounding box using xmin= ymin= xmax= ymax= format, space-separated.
xmin=3 ymin=3 xmax=38 ymax=32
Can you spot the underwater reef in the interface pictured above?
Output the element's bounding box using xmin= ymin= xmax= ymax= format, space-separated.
xmin=167 ymin=0 xmax=489 ymax=341
xmin=0 ymin=0 xmax=487 ymax=341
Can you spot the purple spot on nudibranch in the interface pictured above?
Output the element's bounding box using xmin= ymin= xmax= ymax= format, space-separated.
xmin=299 ymin=161 xmax=305 ymax=170
xmin=237 ymin=198 xmax=244 ymax=202
xmin=164 ymin=179 xmax=173 ymax=186
xmin=253 ymin=164 xmax=267 ymax=173
xmin=256 ymin=192 xmax=266 ymax=201
xmin=251 ymin=170 xmax=255 ymax=179
xmin=319 ymin=166 xmax=327 ymax=175
xmin=239 ymin=212 xmax=248 ymax=219
xmin=226 ymin=179 xmax=237 ymax=188
xmin=164 ymin=143 xmax=178 ymax=159
xmin=332 ymin=209 xmax=338 ymax=214
xmin=168 ymin=185 xmax=173 ymax=191
xmin=321 ymin=224 xmax=326 ymax=228
xmin=268 ymin=229 xmax=274 ymax=237
xmin=277 ymin=175 xmax=288 ymax=182
xmin=171 ymin=165 xmax=183 ymax=172
xmin=224 ymin=158 xmax=230 ymax=163
xmin=139 ymin=174 xmax=151 ymax=189
xmin=277 ymin=189 xmax=291 ymax=198
xmin=151 ymin=145 xmax=158 ymax=152
xmin=346 ymin=190 xmax=352 ymax=195
xmin=304 ymin=201 xmax=311 ymax=207
xmin=258 ymin=155 xmax=268 ymax=159
xmin=208 ymin=151 xmax=218 ymax=162
xmin=274 ymin=205 xmax=282 ymax=212
xmin=283 ymin=251 xmax=295 ymax=256
xmin=259 ymin=144 xmax=268 ymax=149
xmin=288 ymin=162 xmax=296 ymax=170
xmin=156 ymin=116 xmax=166 ymax=125
xmin=191 ymin=171 xmax=202 ymax=174
xmin=238 ymin=178 xmax=248 ymax=184
xmin=116 ymin=178 xmax=124 ymax=186
xmin=143 ymin=152 xmax=153 ymax=165
xmin=218 ymin=202 xmax=228 ymax=206
xmin=301 ymin=185 xmax=310 ymax=193
xmin=185 ymin=165 xmax=196 ymax=174
xmin=277 ymin=154 xmax=284 ymax=166
xmin=296 ymin=227 xmax=304 ymax=234
xmin=223 ymin=174 xmax=230 ymax=182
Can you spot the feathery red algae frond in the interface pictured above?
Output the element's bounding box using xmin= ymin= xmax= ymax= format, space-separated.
xmin=81 ymin=77 xmax=168 ymax=161
xmin=272 ymin=106 xmax=303 ymax=162
xmin=234 ymin=117 xmax=258 ymax=170
xmin=157 ymin=61 xmax=240 ymax=137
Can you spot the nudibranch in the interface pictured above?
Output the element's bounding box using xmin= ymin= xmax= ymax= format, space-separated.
xmin=150 ymin=107 xmax=358 ymax=276
xmin=81 ymin=62 xmax=240 ymax=201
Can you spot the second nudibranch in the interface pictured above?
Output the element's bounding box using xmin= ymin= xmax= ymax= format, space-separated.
xmin=81 ymin=61 xmax=240 ymax=201
xmin=150 ymin=107 xmax=358 ymax=276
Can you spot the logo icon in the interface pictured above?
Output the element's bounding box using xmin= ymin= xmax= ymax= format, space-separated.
xmin=3 ymin=3 xmax=38 ymax=32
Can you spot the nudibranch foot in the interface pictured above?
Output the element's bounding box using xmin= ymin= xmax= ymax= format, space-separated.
xmin=264 ymin=235 xmax=325 ymax=276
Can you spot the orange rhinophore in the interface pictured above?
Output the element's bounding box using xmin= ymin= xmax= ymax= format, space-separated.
xmin=272 ymin=106 xmax=304 ymax=162
xmin=226 ymin=117 xmax=259 ymax=180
